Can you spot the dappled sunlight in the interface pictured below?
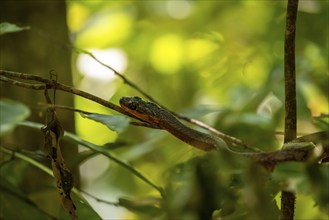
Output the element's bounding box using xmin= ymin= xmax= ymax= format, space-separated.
xmin=66 ymin=2 xmax=329 ymax=218
xmin=0 ymin=0 xmax=318 ymax=219
xmin=74 ymin=10 xmax=134 ymax=48
xmin=67 ymin=3 xmax=90 ymax=32
xmin=77 ymin=48 xmax=127 ymax=81
xmin=74 ymin=49 xmax=128 ymax=146
xmin=150 ymin=34 xmax=184 ymax=74
xmin=301 ymin=83 xmax=328 ymax=116
xmin=166 ymin=0 xmax=193 ymax=20
xmin=1 ymin=1 xmax=325 ymax=219
xmin=241 ymin=57 xmax=270 ymax=89
xmin=186 ymin=38 xmax=219 ymax=63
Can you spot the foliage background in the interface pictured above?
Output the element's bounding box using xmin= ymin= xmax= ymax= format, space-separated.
xmin=0 ymin=1 xmax=328 ymax=219
xmin=69 ymin=2 xmax=327 ymax=218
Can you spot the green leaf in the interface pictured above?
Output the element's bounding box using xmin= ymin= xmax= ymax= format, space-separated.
xmin=313 ymin=114 xmax=329 ymax=130
xmin=0 ymin=22 xmax=30 ymax=35
xmin=102 ymin=141 xmax=128 ymax=150
xmin=60 ymin=192 xmax=102 ymax=220
xmin=18 ymin=121 xmax=162 ymax=193
xmin=241 ymin=163 xmax=280 ymax=219
xmin=0 ymin=147 xmax=102 ymax=220
xmin=272 ymin=162 xmax=306 ymax=179
xmin=0 ymin=99 xmax=30 ymax=136
xmin=164 ymin=153 xmax=243 ymax=219
xmin=305 ymin=162 xmax=329 ymax=215
xmin=0 ymin=176 xmax=56 ymax=220
xmin=63 ymin=131 xmax=162 ymax=193
xmin=271 ymin=162 xmax=308 ymax=193
xmin=80 ymin=113 xmax=130 ymax=133
xmin=239 ymin=113 xmax=272 ymax=127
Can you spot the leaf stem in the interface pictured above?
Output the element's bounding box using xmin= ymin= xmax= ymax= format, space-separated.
xmin=0 ymin=146 xmax=53 ymax=176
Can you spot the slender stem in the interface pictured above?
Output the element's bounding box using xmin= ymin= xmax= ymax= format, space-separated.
xmin=283 ymin=0 xmax=298 ymax=143
xmin=0 ymin=150 xmax=57 ymax=219
xmin=76 ymin=49 xmax=249 ymax=147
xmin=80 ymin=190 xmax=119 ymax=206
xmin=17 ymin=121 xmax=164 ymax=195
xmin=281 ymin=0 xmax=299 ymax=219
xmin=0 ymin=146 xmax=53 ymax=176
xmin=0 ymin=70 xmax=247 ymax=148
xmin=0 ymin=71 xmax=128 ymax=115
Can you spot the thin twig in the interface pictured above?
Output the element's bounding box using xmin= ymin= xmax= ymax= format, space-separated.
xmin=27 ymin=27 xmax=247 ymax=147
xmin=80 ymin=190 xmax=119 ymax=206
xmin=2 ymin=70 xmax=328 ymax=166
xmin=0 ymin=74 xmax=161 ymax=130
xmin=77 ymin=50 xmax=247 ymax=146
xmin=281 ymin=0 xmax=299 ymax=219
xmin=0 ymin=70 xmax=127 ymax=116
xmin=75 ymin=49 xmax=158 ymax=102
xmin=77 ymin=49 xmax=247 ymax=146
xmin=0 ymin=76 xmax=46 ymax=89
xmin=0 ymin=69 xmax=248 ymax=148
xmin=1 ymin=74 xmax=327 ymax=167
xmin=4 ymin=23 xmax=251 ymax=147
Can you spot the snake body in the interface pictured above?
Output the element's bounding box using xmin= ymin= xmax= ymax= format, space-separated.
xmin=120 ymin=96 xmax=229 ymax=152
xmin=119 ymin=96 xmax=318 ymax=166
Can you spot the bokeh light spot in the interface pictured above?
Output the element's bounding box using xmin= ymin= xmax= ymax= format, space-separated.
xmin=166 ymin=0 xmax=192 ymax=19
xmin=77 ymin=48 xmax=127 ymax=81
xmin=150 ymin=34 xmax=184 ymax=74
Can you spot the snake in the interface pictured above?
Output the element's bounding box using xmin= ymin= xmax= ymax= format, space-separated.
xmin=119 ymin=96 xmax=320 ymax=167
xmin=119 ymin=96 xmax=255 ymax=153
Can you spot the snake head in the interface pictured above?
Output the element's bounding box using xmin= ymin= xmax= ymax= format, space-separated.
xmin=119 ymin=96 xmax=162 ymax=124
xmin=120 ymin=96 xmax=141 ymax=110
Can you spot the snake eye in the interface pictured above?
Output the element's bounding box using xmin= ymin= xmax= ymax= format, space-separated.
xmin=128 ymin=102 xmax=137 ymax=110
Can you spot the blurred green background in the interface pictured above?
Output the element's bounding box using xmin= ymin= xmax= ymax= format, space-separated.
xmin=0 ymin=1 xmax=328 ymax=219
xmin=71 ymin=1 xmax=328 ymax=219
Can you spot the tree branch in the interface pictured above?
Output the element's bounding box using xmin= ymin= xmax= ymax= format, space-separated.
xmin=14 ymin=25 xmax=250 ymax=148
xmin=72 ymin=48 xmax=251 ymax=147
xmin=2 ymin=70 xmax=328 ymax=168
xmin=0 ymin=70 xmax=127 ymax=115
xmin=281 ymin=0 xmax=299 ymax=219
xmin=0 ymin=69 xmax=247 ymax=148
